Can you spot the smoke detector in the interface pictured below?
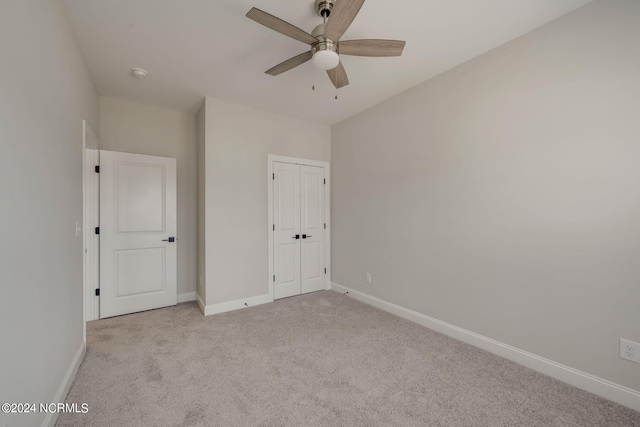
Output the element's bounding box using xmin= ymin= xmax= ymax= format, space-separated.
xmin=132 ymin=68 xmax=148 ymax=79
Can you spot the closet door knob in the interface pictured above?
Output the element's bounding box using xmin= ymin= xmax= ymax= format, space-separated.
xmin=292 ymin=234 xmax=300 ymax=239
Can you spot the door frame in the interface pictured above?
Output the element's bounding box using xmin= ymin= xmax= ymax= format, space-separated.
xmin=82 ymin=120 xmax=100 ymax=331
xmin=267 ymin=154 xmax=331 ymax=301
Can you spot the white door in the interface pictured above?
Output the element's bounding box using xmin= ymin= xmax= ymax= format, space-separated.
xmin=301 ymin=165 xmax=325 ymax=294
xmin=273 ymin=162 xmax=325 ymax=300
xmin=273 ymin=162 xmax=301 ymax=299
xmin=99 ymin=150 xmax=177 ymax=318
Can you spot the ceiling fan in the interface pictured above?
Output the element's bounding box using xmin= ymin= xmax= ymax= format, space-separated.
xmin=246 ymin=0 xmax=406 ymax=89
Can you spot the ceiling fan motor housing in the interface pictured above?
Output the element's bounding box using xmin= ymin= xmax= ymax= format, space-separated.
xmin=315 ymin=0 xmax=334 ymax=18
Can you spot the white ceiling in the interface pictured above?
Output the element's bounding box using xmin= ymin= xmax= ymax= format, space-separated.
xmin=62 ymin=0 xmax=592 ymax=125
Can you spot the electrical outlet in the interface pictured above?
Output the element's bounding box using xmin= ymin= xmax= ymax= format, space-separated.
xmin=619 ymin=339 xmax=640 ymax=363
xmin=365 ymin=272 xmax=372 ymax=284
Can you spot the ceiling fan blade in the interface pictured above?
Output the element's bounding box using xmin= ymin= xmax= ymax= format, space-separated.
xmin=246 ymin=8 xmax=317 ymax=45
xmin=339 ymin=39 xmax=406 ymax=57
xmin=265 ymin=51 xmax=313 ymax=76
xmin=323 ymin=0 xmax=365 ymax=42
xmin=327 ymin=61 xmax=349 ymax=89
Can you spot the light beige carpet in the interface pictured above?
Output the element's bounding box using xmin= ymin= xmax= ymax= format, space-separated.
xmin=57 ymin=291 xmax=640 ymax=426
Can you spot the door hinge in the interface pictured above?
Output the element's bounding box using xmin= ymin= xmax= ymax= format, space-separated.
xmin=94 ymin=227 xmax=100 ymax=235
xmin=324 ymin=178 xmax=326 ymax=184
xmin=324 ymin=223 xmax=326 ymax=229
xmin=273 ymin=224 xmax=275 ymax=231
xmin=95 ymin=288 xmax=100 ymax=296
xmin=273 ymin=173 xmax=275 ymax=180
xmin=324 ymin=268 xmax=327 ymax=274
xmin=95 ymin=165 xmax=100 ymax=173
xmin=273 ymin=275 xmax=276 ymax=282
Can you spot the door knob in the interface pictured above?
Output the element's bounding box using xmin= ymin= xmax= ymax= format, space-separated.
xmin=292 ymin=234 xmax=300 ymax=239
xmin=162 ymin=237 xmax=175 ymax=242
xmin=302 ymin=234 xmax=312 ymax=239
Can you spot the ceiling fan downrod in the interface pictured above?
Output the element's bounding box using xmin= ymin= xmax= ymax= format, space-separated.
xmin=315 ymin=0 xmax=334 ymax=18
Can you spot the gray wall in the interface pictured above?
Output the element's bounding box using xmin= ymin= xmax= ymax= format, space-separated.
xmin=0 ymin=1 xmax=99 ymax=426
xmin=332 ymin=0 xmax=640 ymax=391
xmin=202 ymin=98 xmax=331 ymax=305
xmin=99 ymin=97 xmax=197 ymax=296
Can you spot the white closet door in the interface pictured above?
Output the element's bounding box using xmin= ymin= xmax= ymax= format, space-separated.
xmin=273 ymin=162 xmax=301 ymax=300
xmin=301 ymin=165 xmax=325 ymax=294
xmin=100 ymin=150 xmax=177 ymax=318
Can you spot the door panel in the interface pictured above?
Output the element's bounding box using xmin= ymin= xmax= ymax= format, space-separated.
xmin=301 ymin=165 xmax=325 ymax=294
xmin=277 ymin=168 xmax=298 ymax=232
xmin=114 ymin=248 xmax=166 ymax=297
xmin=115 ymin=163 xmax=165 ymax=232
xmin=303 ymin=241 xmax=322 ymax=278
xmin=302 ymin=169 xmax=322 ymax=230
xmin=277 ymin=244 xmax=297 ymax=284
xmin=100 ymin=150 xmax=177 ymax=318
xmin=273 ymin=162 xmax=301 ymax=299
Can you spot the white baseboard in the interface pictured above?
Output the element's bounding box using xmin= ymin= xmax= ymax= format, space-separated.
xmin=177 ymin=291 xmax=196 ymax=303
xmin=42 ymin=341 xmax=86 ymax=427
xmin=202 ymin=294 xmax=272 ymax=316
xmin=330 ymin=282 xmax=640 ymax=412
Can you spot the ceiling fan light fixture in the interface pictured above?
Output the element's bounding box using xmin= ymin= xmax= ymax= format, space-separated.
xmin=312 ymin=50 xmax=339 ymax=70
xmin=312 ymin=39 xmax=339 ymax=70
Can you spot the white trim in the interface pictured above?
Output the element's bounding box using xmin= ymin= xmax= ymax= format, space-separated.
xmin=202 ymin=294 xmax=271 ymax=316
xmin=324 ymin=171 xmax=331 ymax=291
xmin=267 ymin=154 xmax=331 ymax=301
xmin=177 ymin=291 xmax=196 ymax=303
xmin=330 ymin=282 xmax=640 ymax=412
xmin=83 ymin=120 xmax=100 ymax=325
xmin=41 ymin=342 xmax=86 ymax=427
xmin=82 ymin=120 xmax=87 ymax=344
xmin=268 ymin=154 xmax=329 ymax=168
